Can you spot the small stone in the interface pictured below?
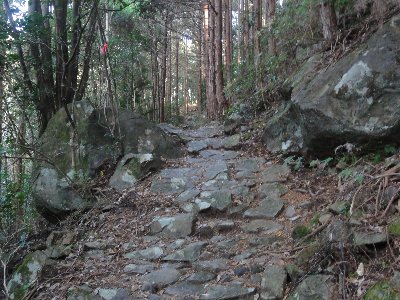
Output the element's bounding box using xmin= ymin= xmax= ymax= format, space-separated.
xmin=259 ymin=183 xmax=288 ymax=199
xmin=241 ymin=220 xmax=283 ymax=234
xmin=123 ymin=263 xmax=156 ymax=274
xmin=260 ymin=265 xmax=287 ymax=300
xmin=243 ymin=198 xmax=284 ymax=219
xmin=286 ymin=264 xmax=304 ymax=283
xmin=176 ymin=189 xmax=201 ymax=203
xmin=200 ymin=190 xmax=232 ymax=211
xmin=353 ymin=231 xmax=387 ymax=246
xmin=287 ymin=275 xmax=335 ymax=300
xmin=235 ymin=158 xmax=265 ymax=172
xmin=285 ymin=206 xmax=296 ymax=218
xmin=188 ymin=140 xmax=208 ymax=153
xmin=195 ymin=259 xmax=229 ymax=272
xmin=150 ymin=214 xmax=196 ymax=238
xmin=124 ymin=246 xmax=164 ymax=260
xmin=142 ymin=268 xmax=181 ymax=290
xmin=96 ymin=288 xmax=131 ymax=300
xmin=234 ymin=266 xmax=249 ymax=277
xmin=200 ymin=284 xmax=256 ymax=300
xmin=168 ymin=239 xmax=186 ymax=250
xmin=223 ymin=134 xmax=241 ymax=149
xmin=163 ymin=242 xmax=206 ymax=262
xmin=319 ymin=213 xmax=332 ymax=224
xmin=165 ymin=282 xmax=205 ymax=297
xmin=261 ymin=165 xmax=290 ymax=183
xmin=216 ymin=220 xmax=235 ymax=232
xmin=329 ymin=201 xmax=349 ymax=215
xmin=188 ymin=272 xmax=217 ymax=283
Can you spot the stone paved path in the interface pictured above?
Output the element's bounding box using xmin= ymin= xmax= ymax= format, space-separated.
xmin=119 ymin=124 xmax=298 ymax=299
xmin=64 ymin=123 xmax=337 ymax=300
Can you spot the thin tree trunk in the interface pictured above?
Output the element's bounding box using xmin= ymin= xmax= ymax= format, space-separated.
xmin=224 ymin=0 xmax=233 ymax=84
xmin=168 ymin=29 xmax=173 ymax=120
xmin=75 ymin=0 xmax=98 ymax=102
xmin=215 ymin=0 xmax=226 ymax=116
xmin=254 ymin=0 xmax=261 ymax=66
xmin=267 ymin=0 xmax=277 ymax=55
xmin=243 ymin=0 xmax=249 ymax=61
xmin=319 ymin=1 xmax=337 ymax=40
xmin=66 ymin=0 xmax=81 ymax=103
xmin=183 ymin=40 xmax=188 ymax=114
xmin=160 ymin=14 xmax=168 ymax=123
xmin=237 ymin=0 xmax=242 ymax=64
xmin=197 ymin=22 xmax=203 ymax=111
xmin=175 ymin=37 xmax=180 ymax=117
xmin=207 ymin=1 xmax=217 ymax=119
xmin=54 ymin=0 xmax=69 ymax=107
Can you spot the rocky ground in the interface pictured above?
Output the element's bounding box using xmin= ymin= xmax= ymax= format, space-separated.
xmin=5 ymin=117 xmax=400 ymax=300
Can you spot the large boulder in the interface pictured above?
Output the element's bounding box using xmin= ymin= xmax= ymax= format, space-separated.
xmin=263 ymin=15 xmax=400 ymax=155
xmin=33 ymin=101 xmax=181 ymax=221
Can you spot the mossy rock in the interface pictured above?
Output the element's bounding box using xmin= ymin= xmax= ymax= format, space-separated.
xmin=292 ymin=225 xmax=312 ymax=240
xmin=364 ymin=281 xmax=400 ymax=300
xmin=295 ymin=242 xmax=322 ymax=267
xmin=7 ymin=251 xmax=49 ymax=300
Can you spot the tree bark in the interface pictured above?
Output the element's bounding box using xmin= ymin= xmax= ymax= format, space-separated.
xmin=253 ymin=0 xmax=261 ymax=66
xmin=224 ymin=0 xmax=233 ymax=85
xmin=175 ymin=36 xmax=180 ymax=117
xmin=215 ymin=0 xmax=226 ymax=116
xmin=206 ymin=1 xmax=217 ymax=119
xmin=160 ymin=14 xmax=169 ymax=123
xmin=319 ymin=1 xmax=337 ymax=41
xmin=267 ymin=0 xmax=277 ymax=55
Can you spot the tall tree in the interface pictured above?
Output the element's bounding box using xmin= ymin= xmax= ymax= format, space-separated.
xmin=267 ymin=0 xmax=277 ymax=55
xmin=319 ymin=0 xmax=337 ymax=40
xmin=3 ymin=0 xmax=99 ymax=134
xmin=215 ymin=0 xmax=226 ymax=115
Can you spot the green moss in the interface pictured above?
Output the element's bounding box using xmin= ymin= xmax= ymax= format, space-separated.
xmin=388 ymin=220 xmax=400 ymax=237
xmin=365 ymin=281 xmax=400 ymax=300
xmin=292 ymin=225 xmax=312 ymax=240
xmin=126 ymin=157 xmax=141 ymax=178
xmin=8 ymin=251 xmax=47 ymax=300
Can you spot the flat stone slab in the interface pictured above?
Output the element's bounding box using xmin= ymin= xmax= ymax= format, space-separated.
xmin=203 ymin=160 xmax=228 ymax=180
xmin=142 ymin=268 xmax=181 ymax=290
xmin=199 ymin=150 xmax=239 ymax=160
xmin=201 ymin=179 xmax=236 ymax=191
xmin=243 ymin=198 xmax=284 ymax=219
xmin=188 ymin=272 xmax=217 ymax=283
xmin=261 ymin=265 xmax=287 ymax=300
xmin=261 ymin=165 xmax=291 ymax=183
xmin=150 ymin=177 xmax=194 ymax=194
xmin=176 ymin=189 xmax=201 ymax=203
xmin=259 ymin=183 xmax=288 ymax=199
xmin=96 ymin=288 xmax=132 ymax=300
xmin=124 ymin=246 xmax=164 ymax=260
xmin=287 ymin=275 xmax=335 ymax=300
xmin=199 ymin=190 xmax=232 ymax=211
xmin=353 ymin=231 xmax=387 ymax=246
xmin=195 ymin=259 xmax=230 ymax=272
xmin=235 ymin=158 xmax=265 ymax=172
xmin=223 ymin=134 xmax=241 ymax=149
xmin=187 ymin=126 xmax=222 ymax=139
xmin=205 ymin=138 xmax=223 ymax=149
xmin=163 ymin=242 xmax=206 ymax=262
xmin=241 ymin=220 xmax=283 ymax=234
xmin=165 ymin=282 xmax=205 ymax=297
xmin=200 ymin=284 xmax=256 ymax=300
xmin=151 ymin=214 xmax=196 ymax=238
xmin=123 ymin=263 xmax=156 ymax=274
xmin=188 ymin=140 xmax=208 ymax=153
